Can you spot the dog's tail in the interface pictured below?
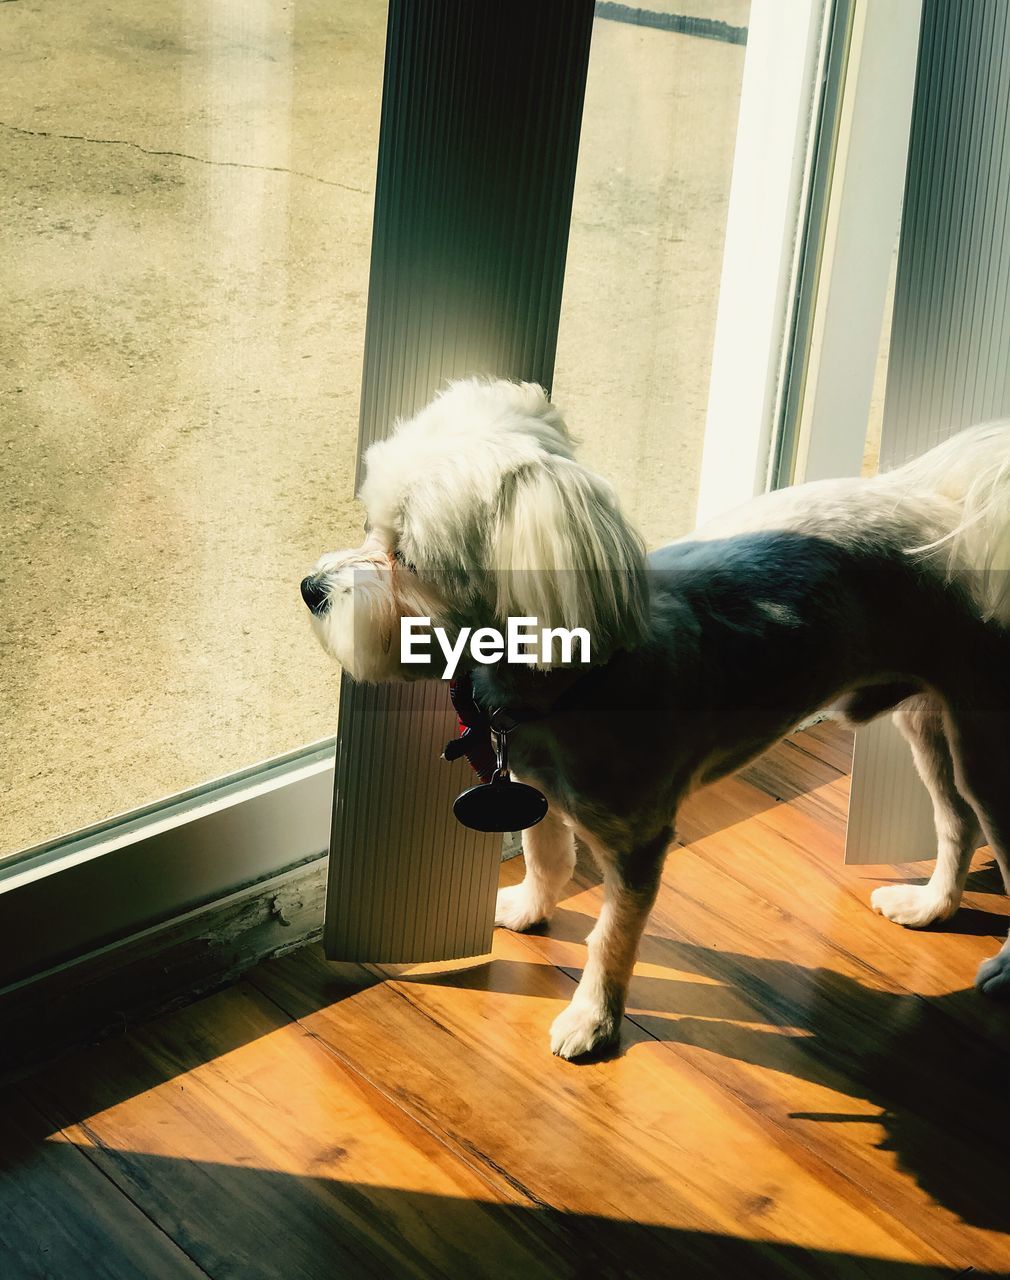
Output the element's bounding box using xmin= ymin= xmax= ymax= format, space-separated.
xmin=882 ymin=421 xmax=1010 ymax=625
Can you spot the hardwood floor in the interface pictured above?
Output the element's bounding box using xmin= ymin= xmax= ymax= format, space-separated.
xmin=5 ymin=723 xmax=1010 ymax=1278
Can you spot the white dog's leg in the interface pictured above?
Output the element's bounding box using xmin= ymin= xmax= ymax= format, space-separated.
xmin=933 ymin=700 xmax=1010 ymax=997
xmin=872 ymin=695 xmax=979 ymax=928
xmin=495 ymin=806 xmax=576 ymax=932
xmin=976 ymin=933 xmax=1010 ymax=996
xmin=550 ymin=828 xmax=670 ymax=1060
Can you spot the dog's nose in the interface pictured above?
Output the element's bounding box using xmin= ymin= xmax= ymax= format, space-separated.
xmin=300 ymin=575 xmax=329 ymax=615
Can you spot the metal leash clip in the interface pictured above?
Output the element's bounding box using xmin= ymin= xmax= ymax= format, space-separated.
xmin=490 ymin=722 xmax=510 ymax=781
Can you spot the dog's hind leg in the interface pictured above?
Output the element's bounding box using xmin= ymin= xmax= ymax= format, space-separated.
xmin=939 ymin=702 xmax=1010 ymax=996
xmin=871 ymin=694 xmax=980 ymax=928
xmin=495 ymin=804 xmax=576 ymax=932
xmin=550 ymin=826 xmax=671 ymax=1060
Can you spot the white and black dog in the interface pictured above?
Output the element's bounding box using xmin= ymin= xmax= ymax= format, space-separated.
xmin=302 ymin=377 xmax=1010 ymax=1059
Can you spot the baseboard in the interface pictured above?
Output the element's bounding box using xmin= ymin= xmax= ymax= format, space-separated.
xmin=0 ymin=856 xmax=327 ymax=1082
xmin=0 ymin=828 xmax=525 ymax=1082
xmin=502 ymin=830 xmax=523 ymax=859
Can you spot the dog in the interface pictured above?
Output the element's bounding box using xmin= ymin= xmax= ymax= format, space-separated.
xmin=302 ymin=377 xmax=1010 ymax=1060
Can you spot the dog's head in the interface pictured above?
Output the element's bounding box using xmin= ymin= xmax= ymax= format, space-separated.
xmin=301 ymin=378 xmax=649 ymax=681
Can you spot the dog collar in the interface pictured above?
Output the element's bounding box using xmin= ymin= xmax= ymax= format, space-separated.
xmin=444 ymin=676 xmax=498 ymax=782
xmin=443 ymin=671 xmax=568 ymax=776
xmin=443 ymin=675 xmax=550 ymax=832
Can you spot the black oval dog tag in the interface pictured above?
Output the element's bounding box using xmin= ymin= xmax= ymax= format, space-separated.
xmin=453 ymin=776 xmax=548 ymax=833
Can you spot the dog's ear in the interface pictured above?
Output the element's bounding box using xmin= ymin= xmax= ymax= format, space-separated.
xmin=491 ymin=461 xmax=649 ymax=662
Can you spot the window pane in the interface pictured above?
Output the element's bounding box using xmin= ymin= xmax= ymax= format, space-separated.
xmin=1 ymin=0 xmax=386 ymax=856
xmin=554 ymin=2 xmax=750 ymax=546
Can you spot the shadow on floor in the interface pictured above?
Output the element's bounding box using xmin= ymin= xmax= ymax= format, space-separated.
xmin=422 ymin=903 xmax=1010 ymax=1236
xmin=13 ymin=890 xmax=1010 ymax=1244
xmin=9 ymin=822 xmax=1007 ymax=1260
xmin=0 ymin=1146 xmax=997 ymax=1279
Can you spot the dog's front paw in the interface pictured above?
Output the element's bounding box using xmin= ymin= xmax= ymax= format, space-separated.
xmin=495 ymin=883 xmax=551 ymax=932
xmin=976 ymin=949 xmax=1010 ymax=998
xmin=871 ymin=883 xmax=958 ymax=928
xmin=550 ymin=999 xmax=619 ymax=1060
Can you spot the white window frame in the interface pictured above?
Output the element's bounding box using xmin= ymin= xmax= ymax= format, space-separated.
xmin=0 ymin=743 xmax=334 ymax=988
xmin=788 ymin=0 xmax=923 ymax=487
xmin=697 ymin=0 xmax=922 ymax=522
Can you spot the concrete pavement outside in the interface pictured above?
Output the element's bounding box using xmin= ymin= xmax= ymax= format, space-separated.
xmin=1 ymin=1 xmax=748 ymax=855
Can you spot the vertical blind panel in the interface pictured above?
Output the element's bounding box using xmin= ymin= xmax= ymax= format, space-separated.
xmin=846 ymin=0 xmax=1010 ymax=863
xmin=326 ymin=0 xmax=594 ymax=960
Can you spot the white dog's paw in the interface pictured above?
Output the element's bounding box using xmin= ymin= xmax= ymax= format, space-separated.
xmin=550 ymin=999 xmax=619 ymax=1060
xmin=871 ymin=883 xmax=958 ymax=928
xmin=495 ymin=883 xmax=551 ymax=933
xmin=976 ymin=949 xmax=1010 ymax=998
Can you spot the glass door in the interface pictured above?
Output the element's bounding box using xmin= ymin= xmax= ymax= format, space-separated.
xmin=1 ymin=0 xmax=886 ymax=982
xmin=1 ymin=1 xmax=387 ymax=860
xmin=0 ymin=0 xmax=387 ymax=983
xmin=554 ymin=1 xmax=751 ymax=545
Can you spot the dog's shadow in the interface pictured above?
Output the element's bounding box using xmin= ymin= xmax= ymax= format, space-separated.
xmin=420 ymin=900 xmax=1010 ymax=1235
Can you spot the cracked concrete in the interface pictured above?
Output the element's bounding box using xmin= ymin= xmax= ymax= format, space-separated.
xmin=1 ymin=0 xmax=747 ymax=855
xmin=0 ymin=120 xmax=369 ymax=192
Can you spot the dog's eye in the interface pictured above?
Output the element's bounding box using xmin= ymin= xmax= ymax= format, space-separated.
xmin=393 ymin=547 xmax=417 ymax=574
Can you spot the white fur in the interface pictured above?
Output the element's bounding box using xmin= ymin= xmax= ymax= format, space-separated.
xmin=495 ymin=808 xmax=576 ymax=933
xmin=890 ymin=422 xmax=1010 ymax=625
xmin=696 ymin=420 xmax=1010 ymax=626
xmin=307 ymin=378 xmax=648 ymax=679
xmin=976 ymin=948 xmax=1010 ymax=996
xmin=871 ymin=882 xmax=960 ymax=927
xmin=307 ymin=535 xmax=443 ymax=682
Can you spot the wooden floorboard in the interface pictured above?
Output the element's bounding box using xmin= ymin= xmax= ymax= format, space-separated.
xmin=20 ymin=982 xmax=573 ymax=1280
xmin=0 ymin=1095 xmax=207 ymax=1280
xmin=5 ymin=725 xmax=1010 ymax=1278
xmin=516 ymin=860 xmax=1010 ymax=1269
xmin=789 ymin=718 xmax=856 ymax=775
